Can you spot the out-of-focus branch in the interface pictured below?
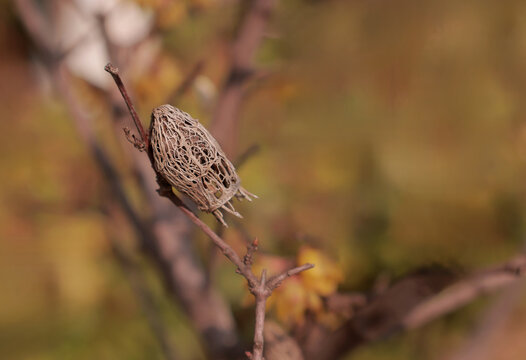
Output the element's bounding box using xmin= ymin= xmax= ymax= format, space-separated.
xmin=56 ymin=66 xmax=178 ymax=360
xmin=234 ymin=143 xmax=261 ymax=169
xmin=16 ymin=28 xmax=176 ymax=358
xmin=301 ymin=255 xmax=526 ymax=360
xmin=442 ymin=242 xmax=526 ymax=360
xmin=401 ymin=255 xmax=526 ymax=330
xmin=108 ymin=228 xmax=180 ymax=360
xmin=264 ymin=321 xmax=304 ymax=360
xmin=105 ymin=63 xmax=314 ymax=360
xmin=210 ymin=0 xmax=277 ymax=157
xmin=166 ymin=59 xmax=206 ymax=105
xmin=443 ymin=284 xmax=524 ymax=360
xmin=16 ymin=1 xmax=243 ymax=358
xmin=15 ymin=0 xmax=55 ymax=55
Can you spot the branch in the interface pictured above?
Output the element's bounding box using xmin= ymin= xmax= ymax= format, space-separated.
xmin=401 ymin=255 xmax=526 ymax=330
xmin=157 ymin=182 xmax=259 ymax=287
xmin=104 ymin=62 xmax=314 ymax=359
xmin=235 ymin=143 xmax=261 ymax=169
xmin=268 ymin=263 xmax=315 ymax=291
xmin=14 ymin=0 xmax=55 ymax=56
xmin=300 ymin=255 xmax=526 ymax=360
xmin=14 ymin=3 xmax=176 ymax=354
xmin=166 ymin=59 xmax=206 ymax=105
xmin=443 ymin=284 xmax=524 ymax=360
xmin=252 ymin=270 xmax=268 ymax=360
xmin=108 ymin=230 xmax=180 ymax=360
xmin=103 ymin=64 xmax=256 ymax=280
xmin=102 ymin=65 xmax=241 ymax=357
xmin=210 ymin=0 xmax=278 ymax=157
xmin=104 ymin=63 xmax=149 ymax=147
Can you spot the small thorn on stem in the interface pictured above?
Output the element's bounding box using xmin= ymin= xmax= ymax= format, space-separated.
xmin=123 ymin=127 xmax=146 ymax=151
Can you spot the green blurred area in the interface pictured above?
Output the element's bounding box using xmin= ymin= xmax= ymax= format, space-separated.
xmin=2 ymin=0 xmax=526 ymax=359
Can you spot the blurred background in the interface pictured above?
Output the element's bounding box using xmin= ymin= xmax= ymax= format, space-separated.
xmin=2 ymin=0 xmax=526 ymax=359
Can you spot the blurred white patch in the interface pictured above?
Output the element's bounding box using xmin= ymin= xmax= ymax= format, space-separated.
xmin=194 ymin=75 xmax=217 ymax=110
xmin=56 ymin=0 xmax=153 ymax=88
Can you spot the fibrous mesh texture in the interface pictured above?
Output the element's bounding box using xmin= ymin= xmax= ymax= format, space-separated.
xmin=149 ymin=104 xmax=255 ymax=225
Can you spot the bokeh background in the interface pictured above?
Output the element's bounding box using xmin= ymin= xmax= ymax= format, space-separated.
xmin=2 ymin=0 xmax=526 ymax=359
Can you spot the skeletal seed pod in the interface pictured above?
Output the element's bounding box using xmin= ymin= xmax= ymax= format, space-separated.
xmin=149 ymin=104 xmax=256 ymax=226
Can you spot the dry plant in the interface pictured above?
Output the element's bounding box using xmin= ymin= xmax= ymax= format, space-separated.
xmin=105 ymin=62 xmax=314 ymax=360
xmin=148 ymin=104 xmax=256 ymax=226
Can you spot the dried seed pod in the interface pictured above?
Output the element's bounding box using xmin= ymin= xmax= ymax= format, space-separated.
xmin=149 ymin=104 xmax=256 ymax=226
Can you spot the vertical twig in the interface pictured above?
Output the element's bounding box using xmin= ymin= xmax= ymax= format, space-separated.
xmin=252 ymin=270 xmax=268 ymax=360
xmin=109 ymin=232 xmax=180 ymax=360
xmin=104 ymin=63 xmax=149 ymax=147
xmin=166 ymin=60 xmax=206 ymax=105
xmin=210 ymin=0 xmax=277 ymax=157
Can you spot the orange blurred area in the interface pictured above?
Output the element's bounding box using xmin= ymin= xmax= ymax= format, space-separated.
xmin=2 ymin=0 xmax=526 ymax=359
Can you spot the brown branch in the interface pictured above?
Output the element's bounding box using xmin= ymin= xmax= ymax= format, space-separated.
xmin=252 ymin=269 xmax=268 ymax=360
xmin=157 ymin=182 xmax=259 ymax=287
xmin=301 ymin=255 xmax=526 ymax=360
xmin=15 ymin=16 xmax=176 ymax=355
xmin=108 ymin=230 xmax=180 ymax=360
xmin=264 ymin=321 xmax=304 ymax=360
xmin=401 ymin=255 xmax=526 ymax=330
xmin=268 ymin=264 xmax=315 ymax=291
xmin=103 ymin=65 xmax=241 ymax=357
xmin=443 ymin=284 xmax=524 ymax=360
xmin=14 ymin=0 xmax=55 ymax=56
xmin=166 ymin=59 xmax=206 ymax=105
xmin=104 ymin=62 xmax=314 ymax=359
xmin=161 ymin=177 xmax=315 ymax=360
xmin=104 ymin=63 xmax=149 ymax=147
xmin=235 ymin=143 xmax=261 ymax=169
xmin=442 ymin=243 xmax=526 ymax=360
xmin=210 ymin=0 xmax=278 ymax=157
xmin=244 ymin=238 xmax=259 ymax=267
xmin=161 ymin=182 xmax=314 ymax=360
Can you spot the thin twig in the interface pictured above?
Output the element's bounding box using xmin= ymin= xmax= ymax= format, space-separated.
xmin=166 ymin=59 xmax=206 ymax=105
xmin=267 ymin=263 xmax=315 ymax=290
xmin=244 ymin=238 xmax=259 ymax=266
xmin=235 ymin=143 xmax=261 ymax=169
xmin=158 ymin=181 xmax=259 ymax=286
xmin=104 ymin=63 xmax=149 ymax=147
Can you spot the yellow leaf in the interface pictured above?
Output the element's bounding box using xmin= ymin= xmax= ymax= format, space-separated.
xmin=273 ymin=278 xmax=308 ymax=326
xmin=297 ymin=246 xmax=343 ymax=296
